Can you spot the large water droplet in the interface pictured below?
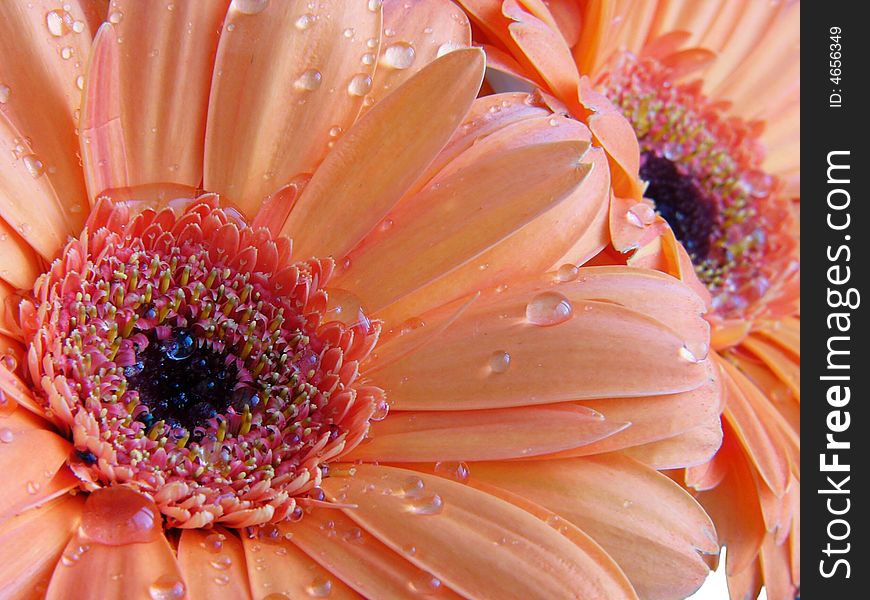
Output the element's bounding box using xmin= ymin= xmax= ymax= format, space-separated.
xmin=434 ymin=461 xmax=469 ymax=483
xmin=325 ymin=288 xmax=370 ymax=330
xmin=22 ymin=155 xmax=45 ymax=179
xmin=408 ymin=573 xmax=442 ymax=595
xmin=295 ymin=69 xmax=322 ymax=91
xmin=555 ymin=264 xmax=579 ymax=283
xmin=406 ymin=493 xmax=443 ymax=515
xmin=149 ymin=575 xmax=186 ymax=600
xmin=488 ymin=350 xmax=510 ymax=374
xmin=305 ymin=575 xmax=332 ymax=597
xmin=80 ymin=486 xmax=160 ymax=546
xmin=46 ymin=10 xmax=72 ymax=37
xmin=0 ymin=428 xmax=13 ymax=443
xmin=201 ymin=533 xmax=224 ymax=553
xmin=382 ymin=42 xmax=416 ymax=70
xmin=526 ymin=291 xmax=573 ymax=326
xmin=232 ymin=0 xmax=269 ymax=15
xmin=347 ymin=73 xmax=372 ymax=97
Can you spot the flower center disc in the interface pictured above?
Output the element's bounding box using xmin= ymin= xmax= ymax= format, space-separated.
xmin=22 ymin=196 xmax=385 ymax=528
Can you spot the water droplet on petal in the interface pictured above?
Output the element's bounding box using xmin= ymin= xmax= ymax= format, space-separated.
xmin=434 ymin=461 xmax=469 ymax=483
xmin=210 ymin=554 xmax=232 ymax=570
xmin=305 ymin=575 xmax=332 ymax=597
xmin=76 ymin=75 xmax=85 ymax=90
xmin=370 ymin=398 xmax=389 ymax=421
xmin=149 ymin=575 xmax=186 ymax=600
xmin=347 ymin=73 xmax=372 ymax=97
xmin=488 ymin=350 xmax=511 ymax=374
xmin=232 ymin=0 xmax=269 ymax=15
xmin=628 ymin=202 xmax=656 ymax=226
xmin=202 ymin=533 xmax=225 ymax=553
xmin=382 ymin=42 xmax=416 ymax=69
xmin=26 ymin=480 xmax=41 ymax=494
xmin=436 ymin=42 xmax=463 ymax=57
xmin=406 ymin=493 xmax=443 ymax=515
xmin=342 ymin=27 xmax=354 ymax=38
xmin=46 ymin=10 xmax=72 ymax=37
xmin=0 ymin=428 xmax=13 ymax=443
xmin=555 ymin=264 xmax=579 ymax=282
xmin=408 ymin=572 xmax=442 ymax=595
xmin=80 ymin=486 xmax=160 ymax=546
xmin=367 ymin=0 xmax=383 ymax=11
xmin=678 ymin=345 xmax=702 ymax=363
xmin=295 ymin=69 xmax=322 ymax=91
xmin=108 ymin=11 xmax=123 ymax=24
xmin=0 ymin=84 xmax=9 ymax=104
xmin=361 ymin=52 xmax=375 ymax=65
xmin=526 ymin=291 xmax=573 ymax=326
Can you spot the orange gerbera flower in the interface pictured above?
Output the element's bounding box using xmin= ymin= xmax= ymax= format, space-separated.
xmin=0 ymin=1 xmax=721 ymax=599
xmin=456 ymin=0 xmax=800 ymax=598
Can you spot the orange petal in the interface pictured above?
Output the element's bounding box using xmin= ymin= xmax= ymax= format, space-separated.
xmin=0 ymin=220 xmax=40 ymax=290
xmin=0 ymin=366 xmax=45 ymax=418
xmin=370 ymin=0 xmax=471 ymax=104
xmin=178 ymin=527 xmax=252 ymax=599
xmin=623 ymin=415 xmax=723 ymax=470
xmin=374 ymin=277 xmax=711 ymax=410
xmin=323 ymin=463 xmax=620 ymax=599
xmin=0 ymin=495 xmax=84 ymax=599
xmin=333 ymin=139 xmax=590 ymax=313
xmin=547 ymin=375 xmax=721 ymax=460
xmin=79 ymin=1 xmax=229 ymax=198
xmin=345 ymin=404 xmax=628 ymax=462
xmin=503 ymin=0 xmax=580 ymax=105
xmin=280 ymin=47 xmax=485 ymax=259
xmin=204 ymin=0 xmax=380 ymax=216
xmin=759 ymin=533 xmax=797 ymax=600
xmin=719 ymin=357 xmax=790 ymax=497
xmin=241 ymin=532 xmax=361 ymax=599
xmin=46 ymin=530 xmax=184 ymax=600
xmin=0 ymin=407 xmax=72 ymax=519
xmin=741 ymin=334 xmax=800 ymax=400
xmin=0 ymin=2 xmax=91 ymax=252
xmin=285 ymin=507 xmax=464 ymax=599
xmin=469 ymin=455 xmax=718 ymax=600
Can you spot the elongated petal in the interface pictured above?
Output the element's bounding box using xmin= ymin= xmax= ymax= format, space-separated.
xmin=0 ymin=220 xmax=40 ymax=289
xmin=334 ymin=140 xmax=590 ymax=313
xmin=241 ymin=533 xmax=361 ymax=599
xmin=205 ymin=0 xmax=380 ymax=216
xmin=0 ymin=495 xmax=84 ymax=599
xmin=469 ymin=455 xmax=718 ymax=600
xmin=346 ymin=404 xmax=628 ymax=462
xmin=323 ymin=463 xmax=622 ymax=599
xmin=370 ymin=0 xmax=471 ymax=103
xmin=80 ymin=1 xmax=229 ymax=198
xmin=0 ymin=2 xmax=91 ymax=252
xmin=286 ymin=508 xmax=464 ymax=599
xmin=281 ymin=47 xmax=485 ymax=259
xmin=375 ymin=277 xmax=711 ymax=410
xmin=46 ymin=530 xmax=183 ymax=600
xmin=178 ymin=527 xmax=252 ymax=599
xmin=0 ymin=409 xmax=71 ymax=519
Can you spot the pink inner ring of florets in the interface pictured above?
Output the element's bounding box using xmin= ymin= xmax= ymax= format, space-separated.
xmin=20 ymin=197 xmax=385 ymax=529
xmin=600 ymin=53 xmax=797 ymax=318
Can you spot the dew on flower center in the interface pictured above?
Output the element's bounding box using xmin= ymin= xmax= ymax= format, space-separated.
xmin=22 ymin=198 xmax=385 ymax=528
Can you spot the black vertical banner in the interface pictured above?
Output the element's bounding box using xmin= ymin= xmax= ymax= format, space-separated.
xmin=803 ymin=1 xmax=868 ymax=597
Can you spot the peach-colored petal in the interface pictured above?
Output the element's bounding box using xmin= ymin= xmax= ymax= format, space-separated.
xmin=0 ymin=366 xmax=45 ymax=417
xmin=759 ymin=533 xmax=797 ymax=600
xmin=324 ymin=463 xmax=621 ymax=599
xmin=469 ymin=455 xmax=718 ymax=600
xmin=521 ymin=0 xmax=582 ymax=47
xmin=242 ymin=531 xmax=361 ymax=599
xmin=647 ymin=0 xmax=723 ymax=49
xmin=370 ymin=0 xmax=471 ymax=103
xmin=374 ymin=277 xmax=710 ymax=410
xmin=79 ymin=1 xmax=229 ymax=199
xmin=503 ymin=0 xmax=580 ymax=104
xmin=345 ymin=404 xmax=628 ymax=462
xmin=0 ymin=408 xmax=71 ymax=518
xmin=545 ymin=376 xmax=721 ymax=460
xmin=204 ymin=0 xmax=380 ymax=216
xmin=726 ymin=558 xmax=762 ymax=600
xmin=280 ymin=47 xmax=485 ymax=260
xmin=623 ymin=416 xmax=722 ymax=470
xmin=711 ymin=319 xmax=752 ymax=350
xmin=334 ymin=138 xmax=590 ymax=313
xmin=178 ymin=527 xmax=252 ymax=599
xmin=0 ymin=220 xmax=40 ymax=289
xmin=0 ymin=280 xmax=21 ymax=337
xmin=719 ymin=357 xmax=790 ymax=497
xmin=741 ymin=334 xmax=800 ymax=400
xmin=0 ymin=112 xmax=83 ymax=261
xmin=571 ymin=0 xmax=615 ymax=75
xmin=0 ymin=2 xmax=92 ymax=250
xmin=0 ymin=495 xmax=84 ymax=600
xmin=46 ymin=529 xmax=183 ymax=600
xmin=286 ymin=508 xmax=464 ymax=599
